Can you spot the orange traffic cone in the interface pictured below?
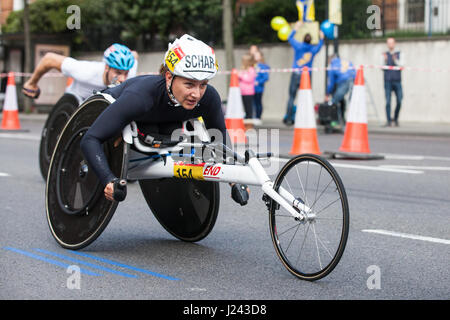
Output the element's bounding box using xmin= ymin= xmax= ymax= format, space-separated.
xmin=339 ymin=66 xmax=370 ymax=153
xmin=66 ymin=77 xmax=73 ymax=88
xmin=225 ymin=69 xmax=247 ymax=144
xmin=324 ymin=66 xmax=383 ymax=160
xmin=1 ymin=72 xmax=22 ymax=131
xmin=289 ymin=67 xmax=320 ymax=155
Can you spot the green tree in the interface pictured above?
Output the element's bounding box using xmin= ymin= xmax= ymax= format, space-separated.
xmin=2 ymin=0 xmax=223 ymax=51
xmin=339 ymin=0 xmax=372 ymax=39
xmin=106 ymin=0 xmax=222 ymax=48
xmin=234 ymin=0 xmax=299 ymax=44
xmin=2 ymin=0 xmax=111 ymax=49
xmin=3 ymin=0 xmax=75 ymax=34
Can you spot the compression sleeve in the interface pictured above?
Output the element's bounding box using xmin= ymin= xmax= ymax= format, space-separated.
xmin=80 ymin=90 xmax=150 ymax=186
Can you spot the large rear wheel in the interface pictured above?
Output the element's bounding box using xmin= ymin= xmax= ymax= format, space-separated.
xmin=39 ymin=94 xmax=79 ymax=180
xmin=139 ymin=178 xmax=220 ymax=242
xmin=46 ymin=96 xmax=128 ymax=250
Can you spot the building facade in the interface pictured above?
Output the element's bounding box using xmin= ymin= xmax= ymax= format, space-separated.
xmin=1 ymin=0 xmax=37 ymax=25
xmin=373 ymin=0 xmax=450 ymax=34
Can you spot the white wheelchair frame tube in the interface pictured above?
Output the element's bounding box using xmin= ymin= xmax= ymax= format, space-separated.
xmin=127 ymin=154 xmax=308 ymax=220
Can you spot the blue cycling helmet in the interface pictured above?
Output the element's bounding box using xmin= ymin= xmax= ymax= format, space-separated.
xmin=103 ymin=43 xmax=135 ymax=71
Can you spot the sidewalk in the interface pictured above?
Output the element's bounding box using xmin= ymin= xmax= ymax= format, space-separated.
xmin=257 ymin=119 xmax=450 ymax=137
xmin=4 ymin=113 xmax=450 ymax=138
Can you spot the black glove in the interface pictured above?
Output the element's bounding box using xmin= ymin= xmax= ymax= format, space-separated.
xmin=231 ymin=183 xmax=249 ymax=206
xmin=112 ymin=178 xmax=127 ymax=202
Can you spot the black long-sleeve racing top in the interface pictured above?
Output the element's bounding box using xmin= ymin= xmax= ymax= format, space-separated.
xmin=80 ymin=75 xmax=228 ymax=186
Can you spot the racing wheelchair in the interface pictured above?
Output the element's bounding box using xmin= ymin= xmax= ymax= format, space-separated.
xmin=39 ymin=93 xmax=80 ymax=180
xmin=46 ymin=93 xmax=349 ymax=281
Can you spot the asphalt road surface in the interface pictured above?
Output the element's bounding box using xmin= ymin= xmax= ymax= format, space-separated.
xmin=1 ymin=119 xmax=449 ymax=301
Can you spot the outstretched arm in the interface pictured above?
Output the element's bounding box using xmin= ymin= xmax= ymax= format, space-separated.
xmin=311 ymin=31 xmax=325 ymax=55
xmin=288 ymin=21 xmax=303 ymax=50
xmin=23 ymin=52 xmax=66 ymax=98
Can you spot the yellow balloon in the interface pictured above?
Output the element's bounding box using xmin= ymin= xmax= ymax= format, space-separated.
xmin=277 ymin=25 xmax=291 ymax=41
xmin=271 ymin=16 xmax=288 ymax=31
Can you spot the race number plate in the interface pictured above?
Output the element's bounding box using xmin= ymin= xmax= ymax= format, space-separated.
xmin=173 ymin=162 xmax=205 ymax=180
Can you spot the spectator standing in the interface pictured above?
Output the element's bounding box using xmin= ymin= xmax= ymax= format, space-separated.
xmin=383 ymin=37 xmax=404 ymax=127
xmin=253 ymin=50 xmax=270 ymax=124
xmin=238 ymin=53 xmax=256 ymax=120
xmin=284 ymin=21 xmax=324 ymax=126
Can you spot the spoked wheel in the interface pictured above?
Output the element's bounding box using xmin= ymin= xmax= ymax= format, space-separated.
xmin=39 ymin=94 xmax=79 ymax=180
xmin=139 ymin=179 xmax=220 ymax=242
xmin=269 ymin=154 xmax=349 ymax=281
xmin=46 ymin=95 xmax=127 ymax=250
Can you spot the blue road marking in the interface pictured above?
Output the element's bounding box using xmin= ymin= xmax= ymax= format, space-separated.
xmin=69 ymin=251 xmax=181 ymax=281
xmin=34 ymin=248 xmax=138 ymax=279
xmin=3 ymin=247 xmax=100 ymax=276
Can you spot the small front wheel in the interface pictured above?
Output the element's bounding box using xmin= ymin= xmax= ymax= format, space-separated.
xmin=269 ymin=154 xmax=349 ymax=281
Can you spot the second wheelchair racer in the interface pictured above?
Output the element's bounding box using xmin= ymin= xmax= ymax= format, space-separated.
xmin=22 ymin=43 xmax=138 ymax=103
xmin=24 ymin=43 xmax=138 ymax=180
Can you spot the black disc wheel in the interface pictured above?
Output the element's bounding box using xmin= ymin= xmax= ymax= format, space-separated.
xmin=39 ymin=94 xmax=79 ymax=180
xmin=269 ymin=154 xmax=349 ymax=281
xmin=46 ymin=96 xmax=128 ymax=250
xmin=139 ymin=179 xmax=220 ymax=242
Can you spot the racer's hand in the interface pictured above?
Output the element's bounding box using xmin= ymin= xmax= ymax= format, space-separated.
xmin=104 ymin=179 xmax=127 ymax=202
xmin=230 ymin=183 xmax=250 ymax=206
xmin=104 ymin=182 xmax=115 ymax=201
xmin=22 ymin=79 xmax=41 ymax=99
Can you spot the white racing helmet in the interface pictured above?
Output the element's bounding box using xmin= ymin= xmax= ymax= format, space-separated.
xmin=164 ymin=34 xmax=218 ymax=81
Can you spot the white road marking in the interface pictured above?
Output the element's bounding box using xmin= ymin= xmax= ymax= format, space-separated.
xmin=330 ymin=162 xmax=423 ymax=174
xmin=0 ymin=172 xmax=10 ymax=177
xmin=271 ymin=157 xmax=423 ymax=174
xmin=380 ymin=165 xmax=450 ymax=171
xmin=383 ymin=154 xmax=425 ymax=160
xmin=383 ymin=153 xmax=450 ymax=161
xmin=0 ymin=133 xmax=40 ymax=141
xmin=188 ymin=287 xmax=207 ymax=292
xmin=362 ymin=229 xmax=450 ymax=245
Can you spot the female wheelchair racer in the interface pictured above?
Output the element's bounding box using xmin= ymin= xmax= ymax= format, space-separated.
xmin=45 ymin=35 xmax=349 ymax=281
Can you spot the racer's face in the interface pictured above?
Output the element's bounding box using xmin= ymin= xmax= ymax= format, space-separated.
xmin=166 ymin=73 xmax=208 ymax=110
xmin=104 ymin=66 xmax=129 ymax=86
